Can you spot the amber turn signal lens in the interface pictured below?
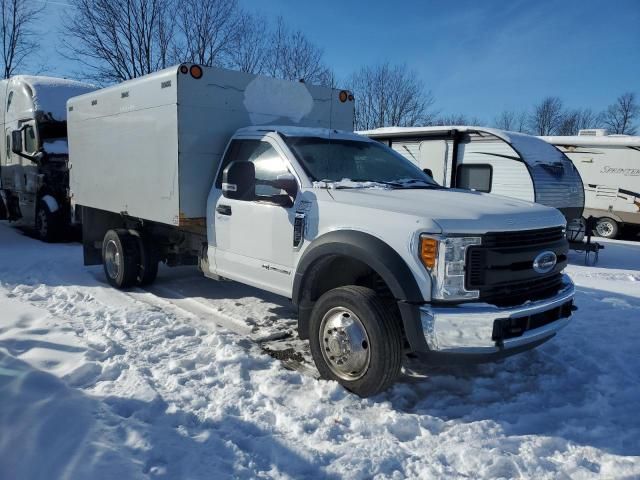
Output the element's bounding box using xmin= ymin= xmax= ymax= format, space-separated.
xmin=190 ymin=65 xmax=203 ymax=79
xmin=339 ymin=90 xmax=348 ymax=102
xmin=420 ymin=237 xmax=438 ymax=270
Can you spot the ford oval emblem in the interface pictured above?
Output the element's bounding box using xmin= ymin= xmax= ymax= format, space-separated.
xmin=533 ymin=251 xmax=557 ymax=274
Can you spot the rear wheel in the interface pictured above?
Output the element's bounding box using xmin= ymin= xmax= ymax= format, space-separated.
xmin=595 ymin=217 xmax=619 ymax=239
xmin=102 ymin=229 xmax=140 ymax=289
xmin=35 ymin=200 xmax=60 ymax=242
xmin=309 ymin=286 xmax=403 ymax=397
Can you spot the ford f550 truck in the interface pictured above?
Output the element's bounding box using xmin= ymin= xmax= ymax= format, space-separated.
xmin=69 ymin=65 xmax=576 ymax=396
xmin=0 ymin=76 xmax=95 ymax=240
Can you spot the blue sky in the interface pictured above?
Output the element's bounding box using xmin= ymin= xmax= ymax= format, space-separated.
xmin=36 ymin=0 xmax=639 ymax=123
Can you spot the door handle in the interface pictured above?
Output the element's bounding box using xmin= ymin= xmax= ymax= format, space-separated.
xmin=216 ymin=204 xmax=232 ymax=216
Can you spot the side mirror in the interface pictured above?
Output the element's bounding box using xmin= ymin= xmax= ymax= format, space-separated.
xmin=423 ymin=168 xmax=433 ymax=178
xmin=11 ymin=130 xmax=22 ymax=154
xmin=273 ymin=172 xmax=298 ymax=197
xmin=222 ymin=161 xmax=255 ymax=200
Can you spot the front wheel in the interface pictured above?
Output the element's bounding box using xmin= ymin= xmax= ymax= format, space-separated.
xmin=309 ymin=286 xmax=403 ymax=397
xmin=595 ymin=217 xmax=619 ymax=239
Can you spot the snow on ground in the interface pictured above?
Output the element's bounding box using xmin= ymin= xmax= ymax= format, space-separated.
xmin=0 ymin=221 xmax=639 ymax=479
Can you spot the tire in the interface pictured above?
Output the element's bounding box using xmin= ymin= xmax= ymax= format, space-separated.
xmin=35 ymin=200 xmax=60 ymax=242
xmin=102 ymin=229 xmax=140 ymax=289
xmin=595 ymin=217 xmax=619 ymax=239
xmin=309 ymin=286 xmax=403 ymax=397
xmin=136 ymin=235 xmax=159 ymax=286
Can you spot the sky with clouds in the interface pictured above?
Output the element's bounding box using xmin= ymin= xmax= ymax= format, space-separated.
xmin=36 ymin=0 xmax=639 ymax=123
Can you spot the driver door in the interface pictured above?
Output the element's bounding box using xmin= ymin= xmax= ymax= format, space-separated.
xmin=213 ymin=137 xmax=298 ymax=296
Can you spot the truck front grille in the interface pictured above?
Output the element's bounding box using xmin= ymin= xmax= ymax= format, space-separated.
xmin=467 ymin=227 xmax=568 ymax=307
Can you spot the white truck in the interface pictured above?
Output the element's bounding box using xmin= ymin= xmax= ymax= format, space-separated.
xmin=69 ymin=65 xmax=576 ymax=396
xmin=0 ymin=76 xmax=95 ymax=240
xmin=542 ymin=130 xmax=640 ymax=238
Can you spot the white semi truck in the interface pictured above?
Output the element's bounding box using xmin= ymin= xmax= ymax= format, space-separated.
xmin=0 ymin=76 xmax=95 ymax=240
xmin=69 ymin=65 xmax=576 ymax=396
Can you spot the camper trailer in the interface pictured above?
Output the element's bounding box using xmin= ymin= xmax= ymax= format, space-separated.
xmin=69 ymin=65 xmax=575 ymax=396
xmin=542 ymin=130 xmax=640 ymax=238
xmin=0 ymin=76 xmax=95 ymax=240
xmin=361 ymin=126 xmax=585 ymax=229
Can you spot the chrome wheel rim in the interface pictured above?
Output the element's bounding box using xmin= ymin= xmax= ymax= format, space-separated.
xmin=596 ymin=221 xmax=613 ymax=237
xmin=319 ymin=307 xmax=371 ymax=381
xmin=105 ymin=240 xmax=121 ymax=279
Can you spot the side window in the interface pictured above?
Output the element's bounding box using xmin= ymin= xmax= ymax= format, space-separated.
xmin=6 ymin=91 xmax=13 ymax=112
xmin=5 ymin=134 xmax=10 ymax=161
xmin=456 ymin=164 xmax=492 ymax=193
xmin=216 ymin=139 xmax=293 ymax=198
xmin=24 ymin=126 xmax=37 ymax=154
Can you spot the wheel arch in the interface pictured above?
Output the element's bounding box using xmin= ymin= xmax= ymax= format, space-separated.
xmin=293 ymin=230 xmax=429 ymax=352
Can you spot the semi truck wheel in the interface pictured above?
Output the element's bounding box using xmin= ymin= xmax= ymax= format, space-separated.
xmin=136 ymin=236 xmax=159 ymax=286
xmin=309 ymin=286 xmax=403 ymax=397
xmin=102 ymin=229 xmax=140 ymax=289
xmin=35 ymin=200 xmax=60 ymax=242
xmin=595 ymin=217 xmax=619 ymax=239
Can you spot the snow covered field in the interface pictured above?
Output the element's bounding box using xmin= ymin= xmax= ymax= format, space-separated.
xmin=1 ymin=221 xmax=639 ymax=479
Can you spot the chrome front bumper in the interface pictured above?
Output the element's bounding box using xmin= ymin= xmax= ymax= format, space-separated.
xmin=420 ymin=275 xmax=575 ymax=354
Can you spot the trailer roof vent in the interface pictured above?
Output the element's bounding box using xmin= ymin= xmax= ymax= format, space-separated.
xmin=578 ymin=129 xmax=608 ymax=137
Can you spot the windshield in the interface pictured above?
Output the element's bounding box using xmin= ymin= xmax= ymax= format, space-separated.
xmin=282 ymin=136 xmax=439 ymax=188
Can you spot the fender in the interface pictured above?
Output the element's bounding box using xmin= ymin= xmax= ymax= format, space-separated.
xmin=293 ymin=230 xmax=429 ymax=352
xmin=40 ymin=194 xmax=60 ymax=213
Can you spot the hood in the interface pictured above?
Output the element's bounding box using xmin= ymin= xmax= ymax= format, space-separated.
xmin=326 ymin=187 xmax=566 ymax=234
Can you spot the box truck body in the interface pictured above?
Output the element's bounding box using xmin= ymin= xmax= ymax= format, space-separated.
xmin=69 ymin=66 xmax=352 ymax=228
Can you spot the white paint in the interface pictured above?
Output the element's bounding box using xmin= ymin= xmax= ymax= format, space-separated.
xmin=243 ymin=76 xmax=314 ymax=124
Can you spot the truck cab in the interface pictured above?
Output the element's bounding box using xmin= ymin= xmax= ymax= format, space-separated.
xmin=0 ymin=76 xmax=95 ymax=240
xmin=69 ymin=65 xmax=575 ymax=397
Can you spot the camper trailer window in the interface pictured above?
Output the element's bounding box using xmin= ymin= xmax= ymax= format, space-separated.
xmin=457 ymin=164 xmax=492 ymax=193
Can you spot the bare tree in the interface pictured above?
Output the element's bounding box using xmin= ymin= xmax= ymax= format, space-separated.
xmin=227 ymin=12 xmax=268 ymax=74
xmin=493 ymin=110 xmax=528 ymax=132
xmin=432 ymin=113 xmax=485 ymax=126
xmin=558 ymin=108 xmax=599 ymax=135
xmin=175 ymin=0 xmax=239 ymax=67
xmin=348 ymin=62 xmax=436 ymax=130
xmin=529 ymin=96 xmax=564 ymax=135
xmin=1 ymin=0 xmax=43 ymax=78
xmin=600 ymin=92 xmax=639 ymax=135
xmin=264 ymin=17 xmax=332 ymax=86
xmin=61 ymin=0 xmax=174 ymax=83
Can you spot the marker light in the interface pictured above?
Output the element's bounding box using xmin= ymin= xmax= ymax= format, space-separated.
xmin=339 ymin=90 xmax=348 ymax=103
xmin=419 ymin=237 xmax=438 ymax=270
xmin=190 ymin=65 xmax=203 ymax=79
xmin=179 ymin=65 xmax=188 ymax=74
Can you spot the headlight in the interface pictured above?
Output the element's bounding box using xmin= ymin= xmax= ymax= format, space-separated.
xmin=419 ymin=235 xmax=481 ymax=301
